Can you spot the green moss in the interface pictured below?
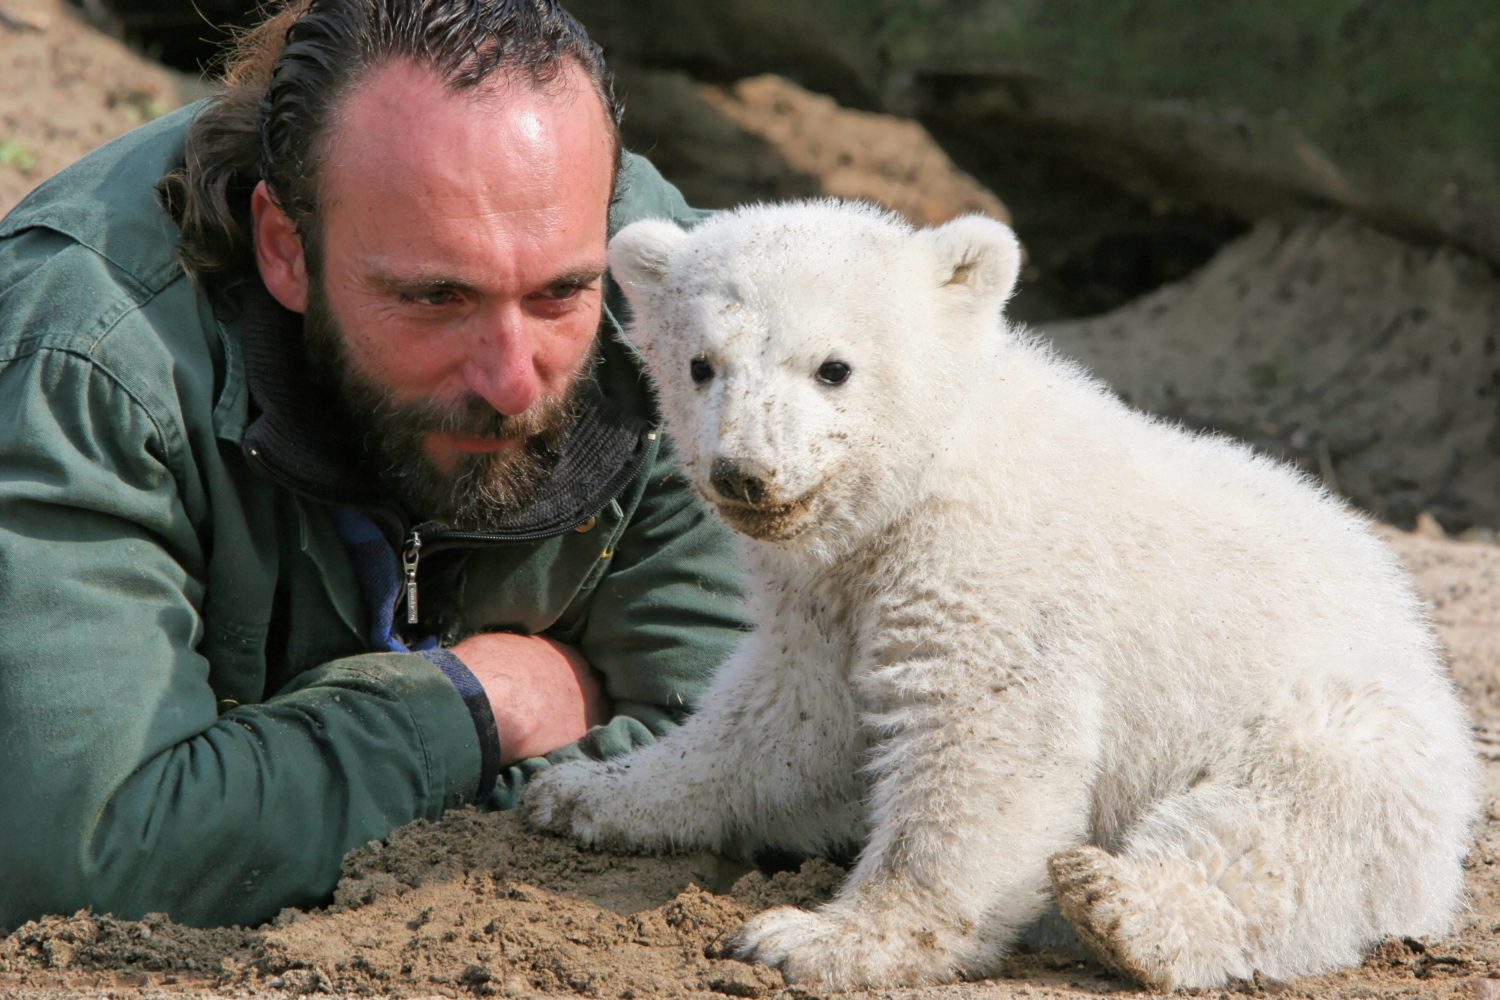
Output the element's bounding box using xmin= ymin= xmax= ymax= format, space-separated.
xmin=0 ymin=138 xmax=35 ymax=173
xmin=1248 ymin=362 xmax=1281 ymax=392
xmin=880 ymin=0 xmax=1499 ymax=154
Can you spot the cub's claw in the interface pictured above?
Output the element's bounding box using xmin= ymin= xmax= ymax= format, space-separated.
xmin=520 ymin=760 xmax=613 ymax=845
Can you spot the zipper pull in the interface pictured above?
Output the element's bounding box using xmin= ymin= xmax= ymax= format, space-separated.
xmin=402 ymin=530 xmax=422 ymax=626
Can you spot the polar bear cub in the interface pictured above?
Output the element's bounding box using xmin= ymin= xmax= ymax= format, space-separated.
xmin=524 ymin=200 xmax=1478 ymax=990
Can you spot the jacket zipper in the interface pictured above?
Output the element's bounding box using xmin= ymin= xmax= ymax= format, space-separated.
xmin=402 ymin=531 xmax=422 ymax=625
xmin=247 ymin=437 xmax=634 ymax=628
xmin=398 ymin=509 xmax=617 ymax=627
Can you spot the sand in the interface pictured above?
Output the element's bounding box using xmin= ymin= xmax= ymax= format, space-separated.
xmin=2 ymin=527 xmax=1497 ymax=1000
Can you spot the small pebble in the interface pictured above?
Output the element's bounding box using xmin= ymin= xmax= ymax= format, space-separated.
xmin=1471 ymin=978 xmax=1500 ymax=1000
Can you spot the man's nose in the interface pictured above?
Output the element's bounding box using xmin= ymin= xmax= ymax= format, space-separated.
xmin=464 ymin=311 xmax=541 ymax=416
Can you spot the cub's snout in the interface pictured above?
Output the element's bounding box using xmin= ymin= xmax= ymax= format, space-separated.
xmin=709 ymin=457 xmax=772 ymax=508
xmin=701 ymin=457 xmax=822 ymax=541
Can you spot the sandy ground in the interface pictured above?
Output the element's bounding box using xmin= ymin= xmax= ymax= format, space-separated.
xmin=0 ymin=526 xmax=1496 ymax=1000
xmin=2 ymin=3 xmax=1497 ymax=998
xmin=0 ymin=0 xmax=210 ymax=214
xmin=1043 ymin=215 xmax=1500 ymax=534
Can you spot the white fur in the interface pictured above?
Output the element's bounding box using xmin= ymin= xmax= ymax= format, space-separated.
xmin=524 ymin=200 xmax=1478 ymax=990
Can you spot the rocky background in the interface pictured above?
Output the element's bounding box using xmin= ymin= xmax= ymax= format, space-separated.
xmin=5 ymin=0 xmax=1498 ymax=531
xmin=2 ymin=1 xmax=1499 ymax=997
xmin=569 ymin=0 xmax=1500 ymax=535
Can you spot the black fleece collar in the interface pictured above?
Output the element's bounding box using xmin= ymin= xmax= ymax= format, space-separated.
xmin=236 ymin=283 xmax=652 ymax=538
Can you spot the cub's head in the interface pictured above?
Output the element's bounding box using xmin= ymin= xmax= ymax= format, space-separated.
xmin=610 ymin=200 xmax=1020 ymax=554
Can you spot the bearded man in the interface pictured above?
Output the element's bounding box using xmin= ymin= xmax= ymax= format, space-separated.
xmin=0 ymin=0 xmax=746 ymax=929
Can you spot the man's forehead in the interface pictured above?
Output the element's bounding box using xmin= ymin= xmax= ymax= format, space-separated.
xmin=325 ymin=58 xmax=612 ymax=164
xmin=314 ymin=58 xmax=615 ymax=256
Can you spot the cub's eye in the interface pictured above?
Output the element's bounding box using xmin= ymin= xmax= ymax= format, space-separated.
xmin=816 ymin=360 xmax=852 ymax=386
xmin=689 ymin=356 xmax=715 ymax=384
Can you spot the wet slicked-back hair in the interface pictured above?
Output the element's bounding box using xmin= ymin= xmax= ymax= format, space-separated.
xmin=158 ymin=0 xmax=619 ymax=288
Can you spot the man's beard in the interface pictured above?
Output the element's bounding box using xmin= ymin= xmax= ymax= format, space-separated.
xmin=303 ymin=282 xmax=595 ymax=532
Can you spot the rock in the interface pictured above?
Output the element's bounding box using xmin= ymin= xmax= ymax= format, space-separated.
xmin=565 ymin=2 xmax=881 ymax=112
xmin=618 ymin=72 xmax=1007 ymax=227
xmin=1469 ymin=976 xmax=1500 ymax=1000
xmin=571 ymin=0 xmax=1500 ymax=269
xmin=1416 ymin=512 xmax=1451 ymax=540
xmin=1041 ymin=213 xmax=1500 ymax=531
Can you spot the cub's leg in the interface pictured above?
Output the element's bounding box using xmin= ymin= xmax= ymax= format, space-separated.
xmin=730 ymin=665 xmax=1095 ymax=989
xmin=1051 ymin=691 xmax=1474 ymax=991
xmin=522 ymin=626 xmax=864 ymax=856
xmin=1050 ymin=784 xmax=1276 ymax=989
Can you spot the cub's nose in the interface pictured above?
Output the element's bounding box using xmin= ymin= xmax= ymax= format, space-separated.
xmin=710 ymin=457 xmax=771 ymax=507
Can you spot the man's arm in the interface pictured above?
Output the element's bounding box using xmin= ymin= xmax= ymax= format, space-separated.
xmin=0 ymin=344 xmax=481 ymax=930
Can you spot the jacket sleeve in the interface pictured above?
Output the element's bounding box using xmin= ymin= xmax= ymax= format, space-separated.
xmin=576 ymin=429 xmax=751 ymax=719
xmin=0 ymin=344 xmax=482 ymax=930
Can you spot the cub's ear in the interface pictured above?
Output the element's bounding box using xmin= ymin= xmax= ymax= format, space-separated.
xmin=924 ymin=214 xmax=1022 ymax=306
xmin=608 ymin=219 xmax=689 ymax=302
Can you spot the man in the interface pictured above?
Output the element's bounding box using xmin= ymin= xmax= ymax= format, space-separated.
xmin=0 ymin=0 xmax=745 ymax=929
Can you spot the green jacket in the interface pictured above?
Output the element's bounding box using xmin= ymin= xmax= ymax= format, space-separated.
xmin=0 ymin=104 xmax=746 ymax=930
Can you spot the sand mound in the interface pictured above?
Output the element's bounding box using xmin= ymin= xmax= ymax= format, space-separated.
xmin=0 ymin=811 xmax=844 ymax=999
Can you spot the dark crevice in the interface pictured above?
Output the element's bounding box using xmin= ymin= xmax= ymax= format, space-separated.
xmin=913 ymin=102 xmax=1251 ymax=326
xmin=68 ymin=0 xmax=250 ymax=75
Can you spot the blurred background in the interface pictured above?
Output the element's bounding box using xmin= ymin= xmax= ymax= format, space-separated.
xmin=2 ymin=0 xmax=1497 ymax=534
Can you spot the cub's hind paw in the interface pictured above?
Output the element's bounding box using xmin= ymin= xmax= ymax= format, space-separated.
xmin=1050 ymin=845 xmax=1251 ymax=990
xmin=1050 ymin=846 xmax=1171 ymax=987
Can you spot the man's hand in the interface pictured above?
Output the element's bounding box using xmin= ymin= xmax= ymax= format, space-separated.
xmin=449 ymin=633 xmax=610 ymax=765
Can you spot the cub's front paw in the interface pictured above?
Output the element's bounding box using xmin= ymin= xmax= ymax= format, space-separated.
xmin=520 ymin=760 xmax=623 ymax=849
xmin=728 ymin=904 xmax=958 ymax=989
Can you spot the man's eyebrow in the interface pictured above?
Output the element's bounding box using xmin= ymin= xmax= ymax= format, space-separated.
xmin=549 ymin=264 xmax=608 ymax=287
xmin=364 ymin=267 xmax=478 ymax=294
xmin=362 ymin=264 xmax=609 ymax=293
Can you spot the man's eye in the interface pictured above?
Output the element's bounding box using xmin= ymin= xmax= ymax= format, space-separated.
xmin=542 ymin=281 xmax=589 ymax=301
xmin=402 ymin=288 xmax=459 ymax=307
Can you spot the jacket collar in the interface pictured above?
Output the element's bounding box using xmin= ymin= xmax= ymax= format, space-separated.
xmin=237 ymin=283 xmax=652 ymax=538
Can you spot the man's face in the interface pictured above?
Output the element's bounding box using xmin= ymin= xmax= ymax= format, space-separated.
xmin=295 ymin=60 xmax=616 ymax=528
xmin=302 ymin=277 xmax=594 ymax=528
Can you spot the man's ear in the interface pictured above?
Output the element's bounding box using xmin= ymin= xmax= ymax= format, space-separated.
xmin=252 ymin=180 xmax=310 ymax=314
xmin=924 ymin=214 xmax=1022 ymax=307
xmin=608 ymin=219 xmax=688 ymax=305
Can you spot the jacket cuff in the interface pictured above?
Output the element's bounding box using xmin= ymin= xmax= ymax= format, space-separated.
xmin=417 ymin=648 xmax=501 ymax=803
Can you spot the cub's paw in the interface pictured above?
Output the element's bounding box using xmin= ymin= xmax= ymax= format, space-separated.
xmin=1050 ymin=845 xmax=1253 ymax=990
xmin=1050 ymin=847 xmax=1134 ymax=960
xmin=520 ymin=760 xmax=624 ymax=848
xmin=728 ymin=905 xmax=958 ymax=989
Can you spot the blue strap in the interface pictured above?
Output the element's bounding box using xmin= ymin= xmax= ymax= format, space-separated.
xmin=327 ymin=507 xmax=436 ymax=652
